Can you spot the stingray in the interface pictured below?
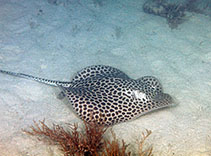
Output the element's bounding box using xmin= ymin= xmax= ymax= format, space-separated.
xmin=0 ymin=65 xmax=174 ymax=125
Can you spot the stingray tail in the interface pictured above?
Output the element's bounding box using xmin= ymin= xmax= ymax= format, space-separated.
xmin=0 ymin=69 xmax=73 ymax=87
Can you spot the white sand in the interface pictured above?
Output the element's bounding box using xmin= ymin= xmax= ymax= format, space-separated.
xmin=0 ymin=0 xmax=211 ymax=155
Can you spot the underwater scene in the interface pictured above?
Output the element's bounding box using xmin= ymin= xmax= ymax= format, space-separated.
xmin=0 ymin=0 xmax=210 ymax=155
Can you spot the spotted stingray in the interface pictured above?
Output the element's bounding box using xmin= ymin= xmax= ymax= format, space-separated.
xmin=0 ymin=65 xmax=173 ymax=125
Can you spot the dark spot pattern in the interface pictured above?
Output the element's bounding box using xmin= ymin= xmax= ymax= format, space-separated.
xmin=0 ymin=65 xmax=173 ymax=126
xmin=60 ymin=65 xmax=173 ymax=126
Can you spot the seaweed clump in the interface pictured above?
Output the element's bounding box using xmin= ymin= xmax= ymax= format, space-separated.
xmin=138 ymin=129 xmax=153 ymax=156
xmin=143 ymin=0 xmax=210 ymax=29
xmin=162 ymin=4 xmax=186 ymax=29
xmin=102 ymin=130 xmax=131 ymax=156
xmin=143 ymin=0 xmax=186 ymax=29
xmin=23 ymin=120 xmax=106 ymax=156
xmin=23 ymin=120 xmax=153 ymax=156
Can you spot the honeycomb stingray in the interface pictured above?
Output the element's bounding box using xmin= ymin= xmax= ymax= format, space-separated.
xmin=0 ymin=65 xmax=174 ymax=125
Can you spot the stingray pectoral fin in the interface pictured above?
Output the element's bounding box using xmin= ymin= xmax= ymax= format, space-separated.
xmin=57 ymin=85 xmax=74 ymax=98
xmin=57 ymin=91 xmax=66 ymax=99
xmin=153 ymin=93 xmax=176 ymax=109
xmin=58 ymin=85 xmax=67 ymax=93
xmin=58 ymin=86 xmax=73 ymax=103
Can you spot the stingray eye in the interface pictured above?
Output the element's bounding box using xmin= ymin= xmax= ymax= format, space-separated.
xmin=132 ymin=90 xmax=146 ymax=99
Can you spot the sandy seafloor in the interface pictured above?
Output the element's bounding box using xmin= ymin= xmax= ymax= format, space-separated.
xmin=0 ymin=0 xmax=211 ymax=155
